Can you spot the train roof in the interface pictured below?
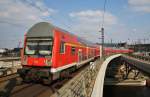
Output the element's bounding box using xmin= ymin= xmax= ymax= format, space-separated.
xmin=26 ymin=22 xmax=98 ymax=47
xmin=26 ymin=22 xmax=74 ymax=38
xmin=26 ymin=22 xmax=54 ymax=38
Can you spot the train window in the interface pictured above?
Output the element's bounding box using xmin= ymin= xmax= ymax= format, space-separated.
xmin=60 ymin=42 xmax=65 ymax=54
xmin=71 ymin=47 xmax=76 ymax=55
xmin=25 ymin=39 xmax=53 ymax=56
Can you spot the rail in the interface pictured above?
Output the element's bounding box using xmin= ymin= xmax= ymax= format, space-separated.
xmin=51 ymin=59 xmax=102 ymax=97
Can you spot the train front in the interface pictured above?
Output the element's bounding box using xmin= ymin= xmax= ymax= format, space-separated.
xmin=18 ymin=22 xmax=54 ymax=83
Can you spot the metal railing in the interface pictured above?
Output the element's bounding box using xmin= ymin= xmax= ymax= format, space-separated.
xmin=51 ymin=59 xmax=102 ymax=97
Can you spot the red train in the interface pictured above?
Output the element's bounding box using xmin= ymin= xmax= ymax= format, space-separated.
xmin=104 ymin=47 xmax=133 ymax=56
xmin=18 ymin=22 xmax=100 ymax=83
xmin=18 ymin=22 xmax=133 ymax=83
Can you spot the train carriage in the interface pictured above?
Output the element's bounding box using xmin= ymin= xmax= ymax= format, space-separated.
xmin=18 ymin=22 xmax=133 ymax=83
xmin=18 ymin=22 xmax=100 ymax=83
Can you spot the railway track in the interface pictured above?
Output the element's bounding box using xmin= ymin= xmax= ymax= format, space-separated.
xmin=10 ymin=84 xmax=53 ymax=97
xmin=8 ymin=77 xmax=75 ymax=97
xmin=0 ymin=75 xmax=53 ymax=97
xmin=0 ymin=74 xmax=19 ymax=83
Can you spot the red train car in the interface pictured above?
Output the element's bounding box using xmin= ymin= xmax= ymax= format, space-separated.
xmin=18 ymin=22 xmax=100 ymax=83
xmin=18 ymin=22 xmax=133 ymax=83
xmin=104 ymin=47 xmax=133 ymax=56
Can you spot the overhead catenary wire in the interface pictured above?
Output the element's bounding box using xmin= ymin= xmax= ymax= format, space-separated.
xmin=21 ymin=0 xmax=72 ymax=30
xmin=1 ymin=0 xmax=72 ymax=30
xmin=1 ymin=0 xmax=73 ymax=48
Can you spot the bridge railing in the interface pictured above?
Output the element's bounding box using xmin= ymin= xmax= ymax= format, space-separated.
xmin=51 ymin=59 xmax=102 ymax=97
xmin=127 ymin=54 xmax=150 ymax=62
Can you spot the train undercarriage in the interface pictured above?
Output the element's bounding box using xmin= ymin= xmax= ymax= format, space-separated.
xmin=17 ymin=65 xmax=78 ymax=84
xmin=18 ymin=66 xmax=53 ymax=84
xmin=18 ymin=57 xmax=97 ymax=84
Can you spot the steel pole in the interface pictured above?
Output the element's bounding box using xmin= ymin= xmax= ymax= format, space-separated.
xmin=101 ymin=27 xmax=104 ymax=58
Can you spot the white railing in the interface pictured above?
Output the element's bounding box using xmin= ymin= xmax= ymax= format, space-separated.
xmin=91 ymin=54 xmax=122 ymax=97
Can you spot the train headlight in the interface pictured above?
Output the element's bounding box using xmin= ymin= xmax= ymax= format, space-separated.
xmin=45 ymin=59 xmax=48 ymax=64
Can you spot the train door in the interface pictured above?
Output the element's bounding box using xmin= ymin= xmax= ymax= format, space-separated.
xmin=78 ymin=49 xmax=82 ymax=62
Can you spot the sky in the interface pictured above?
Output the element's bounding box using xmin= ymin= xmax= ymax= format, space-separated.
xmin=0 ymin=0 xmax=150 ymax=48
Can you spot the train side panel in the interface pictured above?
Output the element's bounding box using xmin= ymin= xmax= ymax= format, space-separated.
xmin=51 ymin=29 xmax=79 ymax=72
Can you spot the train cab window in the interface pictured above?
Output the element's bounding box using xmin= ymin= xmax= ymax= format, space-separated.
xmin=25 ymin=38 xmax=53 ymax=56
xmin=60 ymin=42 xmax=65 ymax=54
xmin=71 ymin=47 xmax=76 ymax=55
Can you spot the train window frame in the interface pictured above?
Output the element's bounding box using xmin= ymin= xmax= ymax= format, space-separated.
xmin=71 ymin=46 xmax=76 ymax=55
xmin=60 ymin=41 xmax=65 ymax=54
xmin=24 ymin=37 xmax=53 ymax=56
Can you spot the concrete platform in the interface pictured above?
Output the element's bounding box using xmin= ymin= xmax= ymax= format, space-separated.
xmin=105 ymin=78 xmax=146 ymax=86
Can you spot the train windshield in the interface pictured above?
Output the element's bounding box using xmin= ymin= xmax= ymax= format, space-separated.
xmin=25 ymin=38 xmax=53 ymax=56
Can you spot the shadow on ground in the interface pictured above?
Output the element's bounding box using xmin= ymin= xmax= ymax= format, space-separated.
xmin=0 ymin=78 xmax=17 ymax=97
